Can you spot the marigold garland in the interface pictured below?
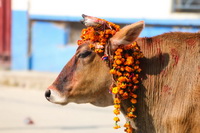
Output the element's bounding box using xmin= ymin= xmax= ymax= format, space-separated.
xmin=78 ymin=15 xmax=144 ymax=133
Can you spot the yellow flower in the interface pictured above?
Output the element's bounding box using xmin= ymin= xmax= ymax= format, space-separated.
xmin=112 ymin=87 xmax=120 ymax=94
xmin=114 ymin=104 xmax=121 ymax=109
xmin=113 ymin=109 xmax=120 ymax=115
xmin=110 ymin=69 xmax=116 ymax=74
xmin=113 ymin=117 xmax=120 ymax=122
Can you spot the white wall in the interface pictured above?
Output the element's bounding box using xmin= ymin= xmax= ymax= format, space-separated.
xmin=12 ymin=0 xmax=29 ymax=10
xmin=12 ymin=0 xmax=200 ymax=20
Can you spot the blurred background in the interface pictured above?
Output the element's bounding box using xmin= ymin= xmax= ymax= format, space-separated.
xmin=0 ymin=0 xmax=200 ymax=133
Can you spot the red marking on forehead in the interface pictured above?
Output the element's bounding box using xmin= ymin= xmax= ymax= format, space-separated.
xmin=162 ymin=85 xmax=172 ymax=95
xmin=170 ymin=48 xmax=179 ymax=67
xmin=186 ymin=39 xmax=196 ymax=47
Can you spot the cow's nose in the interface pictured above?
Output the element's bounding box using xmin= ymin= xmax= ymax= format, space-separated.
xmin=45 ymin=90 xmax=51 ymax=100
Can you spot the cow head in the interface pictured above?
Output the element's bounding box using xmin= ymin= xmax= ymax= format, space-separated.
xmin=45 ymin=18 xmax=144 ymax=107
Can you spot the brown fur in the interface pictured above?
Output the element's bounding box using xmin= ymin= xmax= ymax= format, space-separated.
xmin=47 ymin=30 xmax=200 ymax=132
xmin=133 ymin=32 xmax=200 ymax=133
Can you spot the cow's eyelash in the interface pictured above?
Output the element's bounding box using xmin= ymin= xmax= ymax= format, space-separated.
xmin=78 ymin=51 xmax=92 ymax=58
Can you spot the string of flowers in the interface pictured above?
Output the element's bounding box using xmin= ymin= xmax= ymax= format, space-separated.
xmin=78 ymin=17 xmax=120 ymax=53
xmin=78 ymin=15 xmax=144 ymax=133
xmin=111 ymin=42 xmax=143 ymax=133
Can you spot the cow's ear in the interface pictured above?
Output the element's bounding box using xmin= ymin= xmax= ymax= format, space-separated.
xmin=110 ymin=21 xmax=145 ymax=50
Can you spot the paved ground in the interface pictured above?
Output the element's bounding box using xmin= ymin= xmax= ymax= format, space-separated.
xmin=0 ymin=86 xmax=126 ymax=133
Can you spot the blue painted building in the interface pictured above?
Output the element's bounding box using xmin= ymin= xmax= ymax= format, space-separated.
xmin=12 ymin=0 xmax=200 ymax=72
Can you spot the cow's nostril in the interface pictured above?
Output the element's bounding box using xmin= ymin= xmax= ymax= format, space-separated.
xmin=45 ymin=90 xmax=51 ymax=99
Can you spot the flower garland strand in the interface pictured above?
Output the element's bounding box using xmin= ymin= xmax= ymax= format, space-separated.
xmin=111 ymin=42 xmax=143 ymax=133
xmin=78 ymin=15 xmax=144 ymax=133
xmin=78 ymin=17 xmax=120 ymax=53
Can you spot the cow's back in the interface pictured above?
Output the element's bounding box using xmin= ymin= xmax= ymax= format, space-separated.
xmin=135 ymin=32 xmax=200 ymax=133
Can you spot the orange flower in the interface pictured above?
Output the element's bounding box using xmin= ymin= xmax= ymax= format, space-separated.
xmin=77 ymin=40 xmax=84 ymax=45
xmin=116 ymin=48 xmax=123 ymax=52
xmin=116 ymin=71 xmax=122 ymax=76
xmin=124 ymin=72 xmax=130 ymax=77
xmin=113 ymin=125 xmax=121 ymax=129
xmin=115 ymin=59 xmax=122 ymax=65
xmin=132 ymin=41 xmax=137 ymax=47
xmin=132 ymin=76 xmax=137 ymax=81
xmin=112 ymin=63 xmax=117 ymax=68
xmin=133 ymin=85 xmax=139 ymax=89
xmin=120 ymin=83 xmax=127 ymax=89
xmin=125 ymin=66 xmax=133 ymax=72
xmin=134 ymin=80 xmax=139 ymax=84
xmin=125 ymin=128 xmax=133 ymax=133
xmin=131 ymin=98 xmax=137 ymax=104
xmin=110 ymin=69 xmax=116 ymax=74
xmin=114 ymin=55 xmax=122 ymax=59
xmin=127 ymin=107 xmax=136 ymax=113
xmin=131 ymin=107 xmax=136 ymax=112
xmin=118 ymin=76 xmax=127 ymax=82
xmin=131 ymin=94 xmax=137 ymax=99
xmin=137 ymin=68 xmax=142 ymax=72
xmin=134 ymin=65 xmax=139 ymax=70
xmin=135 ymin=60 xmax=140 ymax=64
xmin=114 ymin=98 xmax=121 ymax=104
xmin=113 ymin=109 xmax=120 ymax=115
xmin=127 ymin=107 xmax=132 ymax=112
xmin=127 ymin=83 xmax=133 ymax=87
xmin=120 ymin=67 xmax=125 ymax=71
xmin=127 ymin=113 xmax=137 ymax=118
xmin=122 ymin=92 xmax=129 ymax=99
xmin=115 ymin=51 xmax=121 ymax=56
xmin=124 ymin=122 xmax=131 ymax=128
xmin=119 ymin=89 xmax=124 ymax=95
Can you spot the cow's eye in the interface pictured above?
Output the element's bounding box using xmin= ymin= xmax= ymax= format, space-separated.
xmin=78 ymin=51 xmax=92 ymax=58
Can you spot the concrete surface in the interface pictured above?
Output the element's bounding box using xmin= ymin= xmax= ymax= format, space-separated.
xmin=0 ymin=86 xmax=126 ymax=133
xmin=0 ymin=70 xmax=57 ymax=89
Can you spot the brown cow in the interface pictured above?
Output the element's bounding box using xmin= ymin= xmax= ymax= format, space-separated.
xmin=45 ymin=21 xmax=200 ymax=133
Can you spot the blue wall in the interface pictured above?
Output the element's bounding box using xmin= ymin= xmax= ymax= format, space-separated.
xmin=12 ymin=12 xmax=200 ymax=72
xmin=12 ymin=10 xmax=29 ymax=70
xmin=31 ymin=21 xmax=76 ymax=72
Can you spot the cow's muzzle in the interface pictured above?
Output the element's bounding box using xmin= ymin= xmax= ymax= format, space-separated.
xmin=45 ymin=86 xmax=68 ymax=105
